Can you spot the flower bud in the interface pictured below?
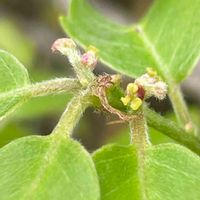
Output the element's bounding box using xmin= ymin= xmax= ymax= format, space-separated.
xmin=51 ymin=38 xmax=76 ymax=55
xmin=152 ymin=81 xmax=168 ymax=100
xmin=135 ymin=74 xmax=156 ymax=86
xmin=135 ymin=72 xmax=167 ymax=100
xmin=81 ymin=50 xmax=97 ymax=69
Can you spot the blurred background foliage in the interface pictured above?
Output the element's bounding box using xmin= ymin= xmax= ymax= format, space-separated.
xmin=0 ymin=0 xmax=199 ymax=150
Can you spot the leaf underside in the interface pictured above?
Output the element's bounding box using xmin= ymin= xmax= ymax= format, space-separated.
xmin=61 ymin=0 xmax=200 ymax=83
xmin=0 ymin=135 xmax=100 ymax=200
xmin=93 ymin=143 xmax=200 ymax=200
xmin=0 ymin=50 xmax=30 ymax=120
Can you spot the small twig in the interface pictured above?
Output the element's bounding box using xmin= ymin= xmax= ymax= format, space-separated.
xmin=145 ymin=106 xmax=200 ymax=155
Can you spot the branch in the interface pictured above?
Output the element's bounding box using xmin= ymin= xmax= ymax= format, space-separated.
xmin=0 ymin=78 xmax=82 ymax=101
xmin=52 ymin=88 xmax=92 ymax=137
xmin=145 ymin=107 xmax=200 ymax=155
xmin=27 ymin=78 xmax=81 ymax=97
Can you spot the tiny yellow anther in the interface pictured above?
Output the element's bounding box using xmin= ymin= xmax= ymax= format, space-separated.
xmin=130 ymin=97 xmax=142 ymax=111
xmin=147 ymin=67 xmax=157 ymax=77
xmin=87 ymin=45 xmax=98 ymax=54
xmin=127 ymin=83 xmax=138 ymax=96
xmin=121 ymin=96 xmax=131 ymax=106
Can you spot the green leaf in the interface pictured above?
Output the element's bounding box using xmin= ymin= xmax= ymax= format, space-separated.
xmin=93 ymin=143 xmax=200 ymax=200
xmin=0 ymin=50 xmax=30 ymax=120
xmin=61 ymin=0 xmax=200 ymax=82
xmin=0 ymin=135 xmax=100 ymax=200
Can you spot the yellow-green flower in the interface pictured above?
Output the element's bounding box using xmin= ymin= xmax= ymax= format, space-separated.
xmin=121 ymin=96 xmax=131 ymax=106
xmin=127 ymin=83 xmax=138 ymax=97
xmin=130 ymin=97 xmax=143 ymax=111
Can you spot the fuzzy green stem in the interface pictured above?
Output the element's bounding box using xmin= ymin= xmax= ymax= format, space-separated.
xmin=168 ymin=84 xmax=197 ymax=134
xmin=129 ymin=110 xmax=150 ymax=148
xmin=145 ymin=107 xmax=200 ymax=155
xmin=129 ymin=109 xmax=149 ymax=200
xmin=52 ymin=89 xmax=92 ymax=137
xmin=26 ymin=78 xmax=81 ymax=97
xmin=64 ymin=48 xmax=95 ymax=86
xmin=0 ymin=78 xmax=81 ymax=101
xmin=72 ymin=61 xmax=95 ymax=87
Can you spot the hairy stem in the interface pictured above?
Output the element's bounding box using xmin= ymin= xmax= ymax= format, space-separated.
xmin=168 ymin=84 xmax=197 ymax=134
xmin=0 ymin=78 xmax=81 ymax=101
xmin=52 ymin=89 xmax=92 ymax=137
xmin=129 ymin=110 xmax=150 ymax=147
xmin=129 ymin=109 xmax=150 ymax=200
xmin=26 ymin=78 xmax=81 ymax=97
xmin=145 ymin=107 xmax=200 ymax=155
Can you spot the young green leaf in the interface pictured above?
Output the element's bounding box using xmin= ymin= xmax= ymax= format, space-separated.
xmin=0 ymin=50 xmax=30 ymax=120
xmin=0 ymin=135 xmax=100 ymax=200
xmin=61 ymin=0 xmax=200 ymax=82
xmin=93 ymin=143 xmax=200 ymax=200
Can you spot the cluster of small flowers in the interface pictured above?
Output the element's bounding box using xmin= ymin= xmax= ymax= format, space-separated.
xmin=51 ymin=38 xmax=97 ymax=70
xmin=121 ymin=68 xmax=168 ymax=111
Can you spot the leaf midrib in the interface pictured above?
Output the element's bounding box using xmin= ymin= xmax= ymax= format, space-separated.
xmin=134 ymin=145 xmax=148 ymax=200
xmin=133 ymin=24 xmax=175 ymax=86
xmin=21 ymin=136 xmax=65 ymax=199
